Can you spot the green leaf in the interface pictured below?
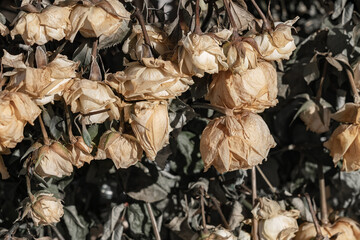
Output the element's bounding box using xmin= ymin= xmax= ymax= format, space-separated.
xmin=87 ymin=124 xmax=99 ymax=141
xmin=49 ymin=116 xmax=64 ymax=140
xmin=63 ymin=206 xmax=89 ymax=240
xmin=101 ymin=204 xmax=125 ymax=240
xmin=82 ymin=122 xmax=92 ymax=147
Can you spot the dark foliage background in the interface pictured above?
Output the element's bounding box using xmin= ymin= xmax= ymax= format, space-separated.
xmin=0 ymin=0 xmax=360 ymax=239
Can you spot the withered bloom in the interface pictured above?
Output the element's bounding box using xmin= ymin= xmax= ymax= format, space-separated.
xmin=106 ymin=58 xmax=193 ymax=101
xmin=0 ymin=22 xmax=9 ymax=36
xmin=324 ymin=103 xmax=360 ymax=171
xmin=299 ymin=100 xmax=331 ymax=134
xmin=63 ymin=79 xmax=121 ymax=124
xmin=96 ymin=130 xmax=143 ymax=169
xmin=200 ymin=112 xmax=276 ymax=173
xmin=126 ymin=101 xmax=170 ymax=160
xmin=0 ymin=91 xmax=41 ymax=153
xmin=206 ymin=61 xmax=277 ymax=112
xmin=11 ymin=5 xmax=72 ymax=45
xmin=67 ymin=136 xmax=93 ymax=168
xmin=177 ymin=32 xmax=228 ymax=77
xmin=28 ymin=193 xmax=64 ymax=226
xmin=253 ymin=17 xmax=299 ymax=61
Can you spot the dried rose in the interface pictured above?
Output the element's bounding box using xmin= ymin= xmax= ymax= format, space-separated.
xmin=33 ymin=141 xmax=74 ymax=178
xmin=63 ymin=79 xmax=121 ymax=124
xmin=253 ymin=17 xmax=299 ymax=61
xmin=206 ymin=61 xmax=277 ymax=112
xmin=201 ymin=228 xmax=237 ymax=240
xmin=126 ymin=101 xmax=170 ymax=160
xmin=0 ymin=22 xmax=9 ymax=36
xmin=10 ymin=5 xmax=72 ymax=45
xmin=67 ymin=136 xmax=93 ymax=168
xmin=5 ymin=53 xmax=79 ymax=105
xmin=96 ymin=130 xmax=143 ymax=169
xmin=106 ymin=58 xmax=193 ymax=101
xmin=122 ymin=24 xmax=175 ymax=60
xmin=223 ymin=40 xmax=258 ymax=74
xmin=299 ymin=100 xmax=331 ymax=134
xmin=294 ymin=217 xmax=360 ymax=240
xmin=28 ymin=193 xmax=64 ymax=226
xmin=67 ymin=0 xmax=130 ymax=41
xmin=252 ymin=198 xmax=300 ymax=240
xmin=177 ymin=32 xmax=228 ymax=77
xmin=0 ymin=91 xmax=41 ymax=153
xmin=200 ymin=112 xmax=276 ymax=173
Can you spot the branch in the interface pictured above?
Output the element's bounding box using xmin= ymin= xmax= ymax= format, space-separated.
xmin=251 ymin=166 xmax=259 ymax=240
xmin=146 ymin=202 xmax=161 ymax=240
xmin=304 ymin=193 xmax=324 ymax=240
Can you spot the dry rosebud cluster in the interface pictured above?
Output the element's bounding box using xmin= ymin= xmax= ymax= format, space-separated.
xmin=252 ymin=198 xmax=300 ymax=240
xmin=324 ymin=103 xmax=360 ymax=171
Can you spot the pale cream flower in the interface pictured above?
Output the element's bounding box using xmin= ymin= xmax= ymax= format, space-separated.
xmin=67 ymin=136 xmax=93 ymax=168
xmin=299 ymin=101 xmax=331 ymax=134
xmin=223 ymin=40 xmax=258 ymax=74
xmin=0 ymin=22 xmax=9 ymax=36
xmin=29 ymin=193 xmax=64 ymax=226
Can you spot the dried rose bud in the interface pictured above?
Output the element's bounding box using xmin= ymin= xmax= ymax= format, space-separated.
xmin=67 ymin=136 xmax=93 ymax=168
xmin=253 ymin=17 xmax=299 ymax=61
xmin=206 ymin=61 xmax=277 ymax=112
xmin=294 ymin=217 xmax=360 ymax=240
xmin=122 ymin=25 xmax=174 ymax=60
xmin=0 ymin=91 xmax=41 ymax=153
xmin=223 ymin=40 xmax=258 ymax=74
xmin=28 ymin=193 xmax=64 ymax=226
xmin=10 ymin=5 xmax=72 ymax=45
xmin=202 ymin=228 xmax=237 ymax=240
xmin=323 ymin=124 xmax=360 ymax=171
xmin=5 ymin=53 xmax=79 ymax=105
xmin=63 ymin=79 xmax=121 ymax=124
xmin=106 ymin=58 xmax=193 ymax=101
xmin=252 ymin=198 xmax=300 ymax=240
xmin=126 ymin=101 xmax=170 ymax=160
xmin=67 ymin=0 xmax=130 ymax=41
xmin=96 ymin=130 xmax=143 ymax=169
xmin=0 ymin=22 xmax=9 ymax=36
xmin=33 ymin=141 xmax=74 ymax=178
xmin=200 ymin=112 xmax=276 ymax=173
xmin=299 ymin=100 xmax=331 ymax=134
xmin=177 ymin=32 xmax=228 ymax=77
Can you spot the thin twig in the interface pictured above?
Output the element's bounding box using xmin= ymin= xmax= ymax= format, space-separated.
xmin=39 ymin=114 xmax=50 ymax=145
xmin=4 ymin=222 xmax=20 ymax=240
xmin=50 ymin=225 xmax=65 ymax=240
xmin=200 ymin=187 xmax=209 ymax=234
xmin=250 ymin=0 xmax=271 ymax=31
xmin=304 ymin=193 xmax=324 ymax=240
xmin=64 ymin=103 xmax=75 ymax=143
xmin=210 ymin=196 xmax=230 ymax=229
xmin=223 ymin=0 xmax=237 ymax=31
xmin=318 ymin=161 xmax=328 ymax=225
xmin=145 ymin=202 xmax=161 ymax=240
xmin=134 ymin=9 xmax=152 ymax=47
xmin=251 ymin=166 xmax=259 ymax=240
xmin=26 ymin=174 xmax=35 ymax=202
xmin=195 ymin=0 xmax=202 ymax=34
xmin=345 ymin=68 xmax=360 ymax=104
xmin=82 ymin=108 xmax=110 ymax=117
xmin=255 ymin=165 xmax=276 ymax=194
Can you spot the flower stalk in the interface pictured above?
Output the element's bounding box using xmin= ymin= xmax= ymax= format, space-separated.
xmin=252 ymin=166 xmax=259 ymax=240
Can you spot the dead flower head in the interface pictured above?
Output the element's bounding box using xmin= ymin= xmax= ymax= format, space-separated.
xmin=206 ymin=61 xmax=277 ymax=112
xmin=67 ymin=136 xmax=94 ymax=168
xmin=200 ymin=112 xmax=276 ymax=173
xmin=96 ymin=130 xmax=143 ymax=169
xmin=299 ymin=100 xmax=331 ymax=134
xmin=106 ymin=58 xmax=193 ymax=101
xmin=0 ymin=91 xmax=41 ymax=153
xmin=28 ymin=193 xmax=64 ymax=226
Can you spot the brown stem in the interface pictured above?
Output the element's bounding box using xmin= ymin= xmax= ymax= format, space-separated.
xmin=195 ymin=0 xmax=202 ymax=34
xmin=255 ymin=165 xmax=276 ymax=194
xmin=26 ymin=174 xmax=35 ymax=203
xmin=4 ymin=222 xmax=20 ymax=239
xmin=82 ymin=108 xmax=110 ymax=117
xmin=200 ymin=187 xmax=209 ymax=234
xmin=134 ymin=9 xmax=152 ymax=47
xmin=64 ymin=103 xmax=75 ymax=143
xmin=250 ymin=0 xmax=271 ymax=31
xmin=210 ymin=196 xmax=230 ymax=229
xmin=91 ymin=39 xmax=98 ymax=60
xmin=50 ymin=225 xmax=65 ymax=240
xmin=345 ymin=68 xmax=360 ymax=104
xmin=223 ymin=0 xmax=238 ymax=31
xmin=315 ymin=61 xmax=328 ymax=103
xmin=251 ymin=166 xmax=259 ymax=240
xmin=145 ymin=202 xmax=161 ymax=240
xmin=39 ymin=114 xmax=50 ymax=145
xmin=304 ymin=193 xmax=323 ymax=240
xmin=318 ymin=161 xmax=328 ymax=225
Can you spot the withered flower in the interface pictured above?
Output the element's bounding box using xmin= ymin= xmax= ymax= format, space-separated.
xmin=294 ymin=217 xmax=360 ymax=240
xmin=28 ymin=193 xmax=64 ymax=226
xmin=177 ymin=32 xmax=228 ymax=77
xmin=67 ymin=0 xmax=130 ymax=41
xmin=33 ymin=141 xmax=74 ymax=178
xmin=0 ymin=91 xmax=41 ymax=153
xmin=126 ymin=101 xmax=170 ymax=160
xmin=63 ymin=79 xmax=122 ymax=124
xmin=324 ymin=103 xmax=360 ymax=171
xmin=10 ymin=5 xmax=72 ymax=45
xmin=122 ymin=25 xmax=174 ymax=60
xmin=106 ymin=58 xmax=193 ymax=101
xmin=67 ymin=136 xmax=93 ymax=168
xmin=200 ymin=112 xmax=276 ymax=173
xmin=252 ymin=198 xmax=300 ymax=240
xmin=299 ymin=100 xmax=331 ymax=134
xmin=204 ymin=228 xmax=237 ymax=240
xmin=206 ymin=61 xmax=277 ymax=112
xmin=0 ymin=22 xmax=9 ymax=36
xmin=253 ymin=17 xmax=299 ymax=61
xmin=96 ymin=130 xmax=143 ymax=169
